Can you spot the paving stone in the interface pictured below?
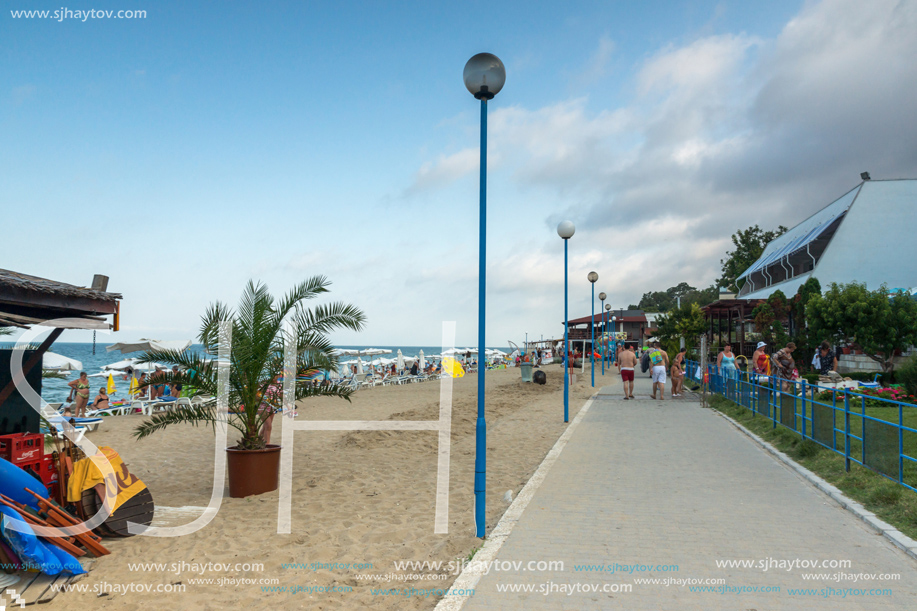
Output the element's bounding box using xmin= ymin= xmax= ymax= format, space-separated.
xmin=462 ymin=373 xmax=917 ymax=610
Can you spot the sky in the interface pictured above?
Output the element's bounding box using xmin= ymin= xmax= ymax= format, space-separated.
xmin=2 ymin=0 xmax=916 ymax=347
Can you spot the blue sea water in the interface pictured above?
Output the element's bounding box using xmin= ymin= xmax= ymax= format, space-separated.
xmin=29 ymin=343 xmax=512 ymax=403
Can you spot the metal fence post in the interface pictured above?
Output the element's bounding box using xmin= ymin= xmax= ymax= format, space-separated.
xmin=844 ymin=392 xmax=851 ymax=472
xmin=861 ymin=395 xmax=866 ymax=465
xmin=772 ymin=375 xmax=777 ymax=430
xmin=900 ymin=403 xmax=905 ymax=485
xmin=801 ymin=379 xmax=807 ymax=440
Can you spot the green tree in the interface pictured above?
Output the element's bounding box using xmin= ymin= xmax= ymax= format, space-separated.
xmin=656 ymin=303 xmax=707 ymax=357
xmin=807 ymin=282 xmax=917 ymax=373
xmin=630 ymin=283 xmax=719 ymax=312
xmin=790 ymin=277 xmax=822 ymax=369
xmin=134 ymin=278 xmax=365 ymax=449
xmin=717 ymin=224 xmax=788 ymax=293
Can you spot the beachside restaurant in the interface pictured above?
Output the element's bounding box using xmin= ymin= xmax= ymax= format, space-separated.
xmin=0 ymin=268 xmax=121 ymax=435
xmin=701 ymin=298 xmax=764 ymax=362
xmin=564 ymin=309 xmax=648 ymax=354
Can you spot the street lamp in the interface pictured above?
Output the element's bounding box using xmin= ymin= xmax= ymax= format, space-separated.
xmin=557 ymin=220 xmax=575 ymax=423
xmin=598 ymin=292 xmax=606 ymax=375
xmin=612 ymin=315 xmax=617 ymax=361
xmin=606 ymin=304 xmax=612 ymax=363
xmin=464 ymin=52 xmax=505 ymax=539
xmin=587 ymin=272 xmax=598 ymax=387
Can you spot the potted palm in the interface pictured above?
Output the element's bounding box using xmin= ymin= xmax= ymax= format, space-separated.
xmin=133 ymin=278 xmax=364 ymax=497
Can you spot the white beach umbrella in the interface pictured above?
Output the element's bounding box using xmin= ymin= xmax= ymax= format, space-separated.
xmin=419 ymin=350 xmax=426 ymax=370
xmin=356 ymin=348 xmax=388 ymax=368
xmin=106 ymin=338 xmax=192 ymax=355
xmin=356 ymin=357 xmax=364 ymax=374
xmin=43 ymin=352 xmax=83 ymax=371
xmin=396 ymin=349 xmax=404 ymax=371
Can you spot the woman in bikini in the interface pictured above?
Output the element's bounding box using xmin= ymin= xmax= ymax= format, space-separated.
xmin=92 ymin=387 xmax=110 ymax=412
xmin=67 ymin=372 xmax=91 ymax=417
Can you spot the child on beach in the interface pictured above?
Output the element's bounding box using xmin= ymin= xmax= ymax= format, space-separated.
xmin=670 ymin=359 xmax=684 ymax=397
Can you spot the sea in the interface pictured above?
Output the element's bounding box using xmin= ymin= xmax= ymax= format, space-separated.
xmin=28 ymin=343 xmax=513 ymax=403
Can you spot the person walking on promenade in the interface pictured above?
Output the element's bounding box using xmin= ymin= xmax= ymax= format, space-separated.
xmin=671 ymin=347 xmax=687 ymax=397
xmin=648 ymin=341 xmax=669 ymax=400
xmin=813 ymin=341 xmax=839 ymax=375
xmin=771 ymin=342 xmax=797 ymax=391
xmin=717 ymin=343 xmax=738 ymax=379
xmin=752 ymin=341 xmax=769 ymax=374
xmin=618 ymin=345 xmax=638 ymax=400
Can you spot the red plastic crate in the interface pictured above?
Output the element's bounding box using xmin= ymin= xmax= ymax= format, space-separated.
xmin=0 ymin=433 xmax=44 ymax=465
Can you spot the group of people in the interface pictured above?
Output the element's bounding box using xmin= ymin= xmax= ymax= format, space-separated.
xmin=64 ymin=365 xmax=185 ymax=417
xmin=610 ymin=342 xmax=687 ymax=400
xmin=718 ymin=339 xmax=839 ymax=390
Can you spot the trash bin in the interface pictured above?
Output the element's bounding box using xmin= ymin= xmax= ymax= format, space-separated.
xmin=520 ymin=362 xmax=534 ymax=382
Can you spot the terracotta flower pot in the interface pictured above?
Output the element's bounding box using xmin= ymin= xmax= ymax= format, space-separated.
xmin=226 ymin=445 xmax=281 ymax=498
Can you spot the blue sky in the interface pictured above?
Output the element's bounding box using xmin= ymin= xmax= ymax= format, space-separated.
xmin=3 ymin=0 xmax=915 ymax=347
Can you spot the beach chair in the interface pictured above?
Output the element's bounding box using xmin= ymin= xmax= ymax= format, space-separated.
xmin=371 ymin=373 xmax=389 ymax=387
xmin=87 ymin=401 xmax=134 ymax=417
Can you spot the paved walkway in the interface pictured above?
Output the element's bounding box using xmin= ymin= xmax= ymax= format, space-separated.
xmin=461 ymin=373 xmax=917 ymax=610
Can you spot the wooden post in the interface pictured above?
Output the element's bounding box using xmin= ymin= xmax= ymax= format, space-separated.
xmin=0 ymin=327 xmax=63 ymax=408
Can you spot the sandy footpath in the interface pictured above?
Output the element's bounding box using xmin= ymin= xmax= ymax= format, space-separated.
xmin=54 ymin=363 xmax=608 ymax=610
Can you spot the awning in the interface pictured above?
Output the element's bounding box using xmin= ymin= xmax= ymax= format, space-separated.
xmin=738 ymin=212 xmax=846 ymax=280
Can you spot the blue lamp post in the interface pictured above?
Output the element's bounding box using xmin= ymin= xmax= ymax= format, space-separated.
xmin=464 ymin=52 xmax=505 ymax=539
xmin=557 ymin=220 xmax=575 ymax=422
xmin=606 ymin=304 xmax=612 ymax=364
xmin=588 ymin=272 xmax=598 ymax=387
xmin=599 ymin=291 xmax=606 ymax=375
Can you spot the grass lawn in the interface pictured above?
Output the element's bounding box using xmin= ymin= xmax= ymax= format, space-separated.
xmin=701 ymin=390 xmax=917 ymax=542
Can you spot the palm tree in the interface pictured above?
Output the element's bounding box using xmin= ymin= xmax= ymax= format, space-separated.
xmin=133 ymin=277 xmax=365 ymax=450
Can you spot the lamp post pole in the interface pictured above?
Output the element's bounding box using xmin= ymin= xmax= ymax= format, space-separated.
xmin=588 ymin=272 xmax=598 ymax=387
xmin=599 ymin=292 xmax=606 ymax=376
xmin=557 ymin=221 xmax=575 ymax=422
xmin=606 ymin=304 xmax=612 ymax=364
xmin=464 ymin=53 xmax=505 ymax=539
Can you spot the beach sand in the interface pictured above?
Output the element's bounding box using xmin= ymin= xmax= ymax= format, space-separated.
xmin=54 ymin=363 xmax=607 ymax=610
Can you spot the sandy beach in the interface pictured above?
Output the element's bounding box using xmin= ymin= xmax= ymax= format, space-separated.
xmin=54 ymin=363 xmax=605 ymax=610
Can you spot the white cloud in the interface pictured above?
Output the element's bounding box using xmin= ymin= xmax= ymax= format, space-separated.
xmin=403 ymin=148 xmax=479 ymax=196
xmin=406 ymin=0 xmax=917 ymax=324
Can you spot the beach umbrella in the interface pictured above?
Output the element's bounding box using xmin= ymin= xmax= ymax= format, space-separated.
xmin=42 ymin=352 xmax=83 ymax=371
xmin=106 ymin=338 xmax=192 ymax=355
xmin=396 ymin=349 xmax=404 ymax=372
xmin=128 ymin=376 xmax=139 ymax=398
xmin=356 ymin=357 xmax=364 ymax=374
xmin=441 ymin=357 xmax=465 ymax=378
xmin=359 ymin=348 xmax=392 ymax=369
xmin=107 ymin=373 xmax=116 ymax=395
xmin=419 ymin=350 xmax=426 ymax=370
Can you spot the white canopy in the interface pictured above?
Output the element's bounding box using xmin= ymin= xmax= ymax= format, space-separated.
xmin=419 ymin=349 xmax=426 ymax=370
xmin=101 ymin=358 xmax=172 ymax=373
xmin=43 ymin=352 xmax=83 ymax=371
xmin=396 ymin=349 xmax=404 ymax=371
xmin=106 ymin=338 xmax=192 ymax=355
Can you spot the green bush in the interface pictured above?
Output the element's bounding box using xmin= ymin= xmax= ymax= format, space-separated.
xmin=897 ymin=355 xmax=917 ymax=396
xmin=802 ymin=373 xmax=820 ymax=384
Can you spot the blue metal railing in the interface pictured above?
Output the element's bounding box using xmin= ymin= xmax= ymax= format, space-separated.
xmin=685 ymin=359 xmax=917 ymax=492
